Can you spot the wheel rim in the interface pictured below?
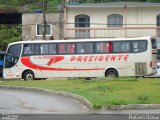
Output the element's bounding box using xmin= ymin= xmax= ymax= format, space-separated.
xmin=26 ymin=74 xmax=33 ymax=80
xmin=108 ymin=72 xmax=116 ymax=78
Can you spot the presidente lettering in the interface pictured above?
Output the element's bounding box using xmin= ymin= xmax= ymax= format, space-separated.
xmin=70 ymin=55 xmax=129 ymax=62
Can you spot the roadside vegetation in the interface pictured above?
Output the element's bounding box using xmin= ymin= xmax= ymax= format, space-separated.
xmin=0 ymin=77 xmax=160 ymax=109
xmin=0 ymin=25 xmax=22 ymax=51
xmin=0 ymin=0 xmax=159 ymax=13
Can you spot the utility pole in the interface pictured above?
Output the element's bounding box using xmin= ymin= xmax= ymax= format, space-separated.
xmin=43 ymin=0 xmax=47 ymax=40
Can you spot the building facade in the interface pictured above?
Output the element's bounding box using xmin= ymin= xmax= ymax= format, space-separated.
xmin=22 ymin=13 xmax=63 ymax=40
xmin=64 ymin=2 xmax=160 ymax=39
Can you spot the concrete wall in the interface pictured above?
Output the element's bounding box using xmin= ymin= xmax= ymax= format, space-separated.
xmin=22 ymin=13 xmax=64 ymax=40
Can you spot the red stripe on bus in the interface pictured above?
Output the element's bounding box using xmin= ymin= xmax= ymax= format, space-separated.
xmin=21 ymin=56 xmax=105 ymax=71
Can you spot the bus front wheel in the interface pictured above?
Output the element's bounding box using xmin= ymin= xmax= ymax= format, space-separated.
xmin=23 ymin=71 xmax=35 ymax=81
xmin=105 ymin=69 xmax=118 ymax=79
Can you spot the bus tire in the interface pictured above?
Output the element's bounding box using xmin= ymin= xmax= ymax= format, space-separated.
xmin=23 ymin=71 xmax=35 ymax=81
xmin=105 ymin=69 xmax=118 ymax=79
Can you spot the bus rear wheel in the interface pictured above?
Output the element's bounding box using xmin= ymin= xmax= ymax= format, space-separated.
xmin=23 ymin=71 xmax=35 ymax=81
xmin=105 ymin=69 xmax=118 ymax=79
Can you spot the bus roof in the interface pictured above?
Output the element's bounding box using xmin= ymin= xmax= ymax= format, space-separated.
xmin=8 ymin=36 xmax=152 ymax=46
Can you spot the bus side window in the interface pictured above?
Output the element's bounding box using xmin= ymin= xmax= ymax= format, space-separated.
xmin=24 ymin=44 xmax=31 ymax=55
xmin=113 ymin=42 xmax=121 ymax=53
xmin=77 ymin=42 xmax=93 ymax=54
xmin=49 ymin=44 xmax=57 ymax=54
xmin=59 ymin=43 xmax=75 ymax=54
xmin=95 ymin=42 xmax=109 ymax=53
xmin=121 ymin=42 xmax=131 ymax=52
xmin=113 ymin=42 xmax=131 ymax=53
xmin=86 ymin=43 xmax=93 ymax=53
xmin=132 ymin=41 xmax=147 ymax=52
xmin=23 ymin=44 xmax=35 ymax=55
xmin=59 ymin=44 xmax=66 ymax=54
xmin=40 ymin=44 xmax=49 ymax=55
xmin=81 ymin=49 xmax=85 ymax=53
xmin=139 ymin=41 xmax=146 ymax=52
xmin=77 ymin=43 xmax=84 ymax=54
xmin=34 ymin=44 xmax=39 ymax=55
xmin=132 ymin=42 xmax=139 ymax=52
xmin=68 ymin=43 xmax=75 ymax=54
xmin=103 ymin=42 xmax=109 ymax=53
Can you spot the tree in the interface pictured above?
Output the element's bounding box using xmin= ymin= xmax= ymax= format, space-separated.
xmin=0 ymin=25 xmax=22 ymax=51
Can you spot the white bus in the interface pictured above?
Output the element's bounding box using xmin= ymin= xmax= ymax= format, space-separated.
xmin=3 ymin=36 xmax=157 ymax=80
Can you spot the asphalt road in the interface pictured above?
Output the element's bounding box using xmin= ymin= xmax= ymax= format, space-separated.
xmin=0 ymin=88 xmax=90 ymax=114
xmin=0 ymin=88 xmax=160 ymax=120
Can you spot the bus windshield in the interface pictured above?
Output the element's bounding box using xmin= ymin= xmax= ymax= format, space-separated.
xmin=4 ymin=44 xmax=21 ymax=68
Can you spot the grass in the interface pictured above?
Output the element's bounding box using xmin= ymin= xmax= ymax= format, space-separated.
xmin=0 ymin=77 xmax=160 ymax=109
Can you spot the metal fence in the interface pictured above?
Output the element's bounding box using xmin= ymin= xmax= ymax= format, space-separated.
xmin=65 ymin=25 xmax=160 ymax=39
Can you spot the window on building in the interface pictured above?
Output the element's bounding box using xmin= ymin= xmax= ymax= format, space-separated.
xmin=75 ymin=14 xmax=90 ymax=38
xmin=36 ymin=24 xmax=52 ymax=36
xmin=75 ymin=14 xmax=90 ymax=27
xmin=107 ymin=14 xmax=123 ymax=27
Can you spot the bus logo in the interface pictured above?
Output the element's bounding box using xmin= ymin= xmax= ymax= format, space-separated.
xmin=33 ymin=56 xmax=64 ymax=66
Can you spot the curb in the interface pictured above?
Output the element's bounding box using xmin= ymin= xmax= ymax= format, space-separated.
xmin=0 ymin=85 xmax=93 ymax=110
xmin=102 ymin=104 xmax=160 ymax=110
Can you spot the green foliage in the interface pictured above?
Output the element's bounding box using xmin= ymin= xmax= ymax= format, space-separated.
xmin=137 ymin=95 xmax=150 ymax=104
xmin=0 ymin=0 xmax=63 ymax=13
xmin=146 ymin=0 xmax=160 ymax=2
xmin=0 ymin=25 xmax=22 ymax=51
xmin=137 ymin=95 xmax=149 ymax=101
xmin=0 ymin=0 xmax=159 ymax=9
xmin=0 ymin=0 xmax=159 ymax=13
xmin=79 ymin=0 xmax=159 ymax=2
